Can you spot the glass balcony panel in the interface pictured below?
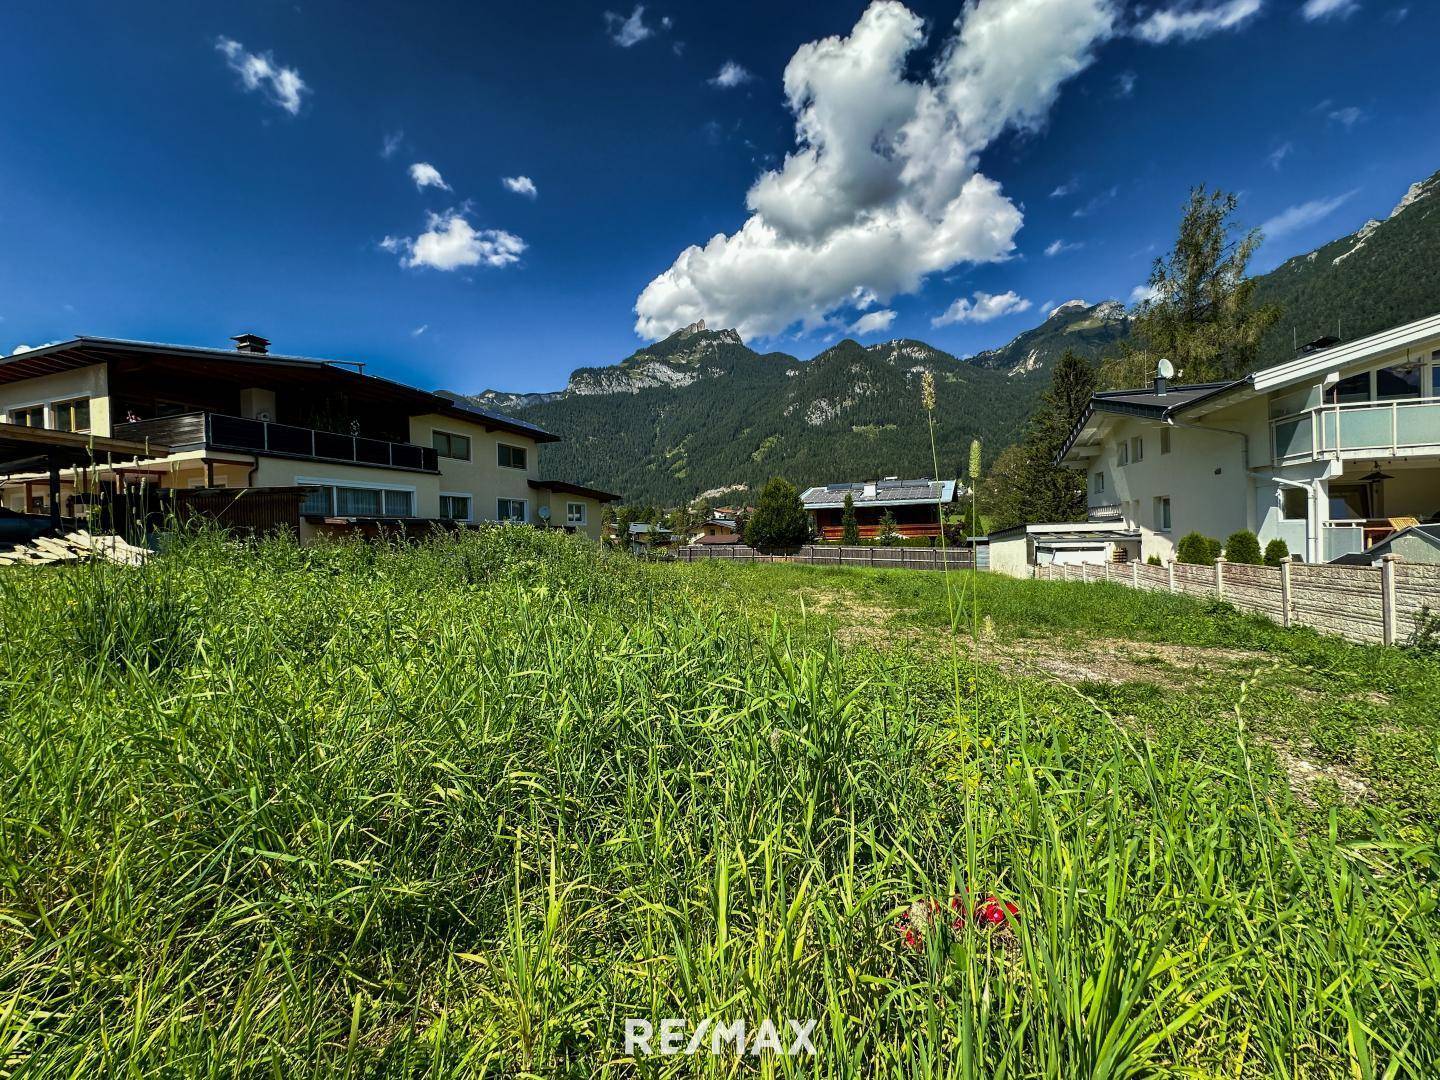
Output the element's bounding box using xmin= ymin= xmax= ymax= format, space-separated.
xmin=313 ymin=430 xmax=355 ymax=460
xmin=208 ymin=414 xmax=267 ymax=450
xmin=1273 ymin=417 xmax=1312 ymax=459
xmin=1395 ymin=401 xmax=1440 ymax=446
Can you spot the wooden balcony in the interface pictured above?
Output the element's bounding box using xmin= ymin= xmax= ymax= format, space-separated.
xmin=112 ymin=412 xmax=439 ymax=473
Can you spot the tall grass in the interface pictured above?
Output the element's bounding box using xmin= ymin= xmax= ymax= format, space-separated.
xmin=0 ymin=528 xmax=1435 ymax=1075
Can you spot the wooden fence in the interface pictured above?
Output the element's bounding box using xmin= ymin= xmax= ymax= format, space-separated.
xmin=678 ymin=544 xmax=974 ymax=571
xmin=1034 ymin=555 xmax=1439 ymax=647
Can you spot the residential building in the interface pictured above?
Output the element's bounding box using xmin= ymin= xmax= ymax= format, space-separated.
xmin=0 ymin=334 xmax=617 ymax=540
xmin=800 ymin=478 xmax=962 ymax=541
xmin=987 ymin=521 xmax=1140 ymax=578
xmin=1058 ymin=314 xmax=1440 ymax=563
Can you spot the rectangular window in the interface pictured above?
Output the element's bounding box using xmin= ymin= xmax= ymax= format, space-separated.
xmin=1153 ymin=496 xmax=1172 ymax=533
xmin=1432 ymin=362 xmax=1440 ymax=399
xmin=497 ymin=498 xmax=527 ymax=522
xmin=1375 ymin=362 xmax=1422 ymax=401
xmin=439 ymin=494 xmax=472 ymax=520
xmin=1116 ymin=442 xmax=1129 ymax=466
xmin=1131 ymin=436 xmax=1144 ymax=463
xmin=299 ymin=484 xmax=413 ymax=517
xmin=566 ymin=501 xmax=587 ymax=526
xmin=52 ymin=398 xmax=91 ymax=433
xmin=432 ymin=430 xmax=472 ymax=460
xmin=498 ymin=443 xmax=527 ymax=470
xmin=9 ymin=405 xmax=44 ymax=427
xmin=1327 ymin=371 xmax=1370 ymax=404
xmin=1281 ymin=488 xmax=1307 ymax=521
xmin=1092 ymin=471 xmax=1105 ymax=493
xmin=1160 ymin=428 xmax=1171 ymax=454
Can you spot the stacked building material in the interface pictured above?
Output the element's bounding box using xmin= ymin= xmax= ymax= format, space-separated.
xmin=0 ymin=530 xmax=149 ymax=567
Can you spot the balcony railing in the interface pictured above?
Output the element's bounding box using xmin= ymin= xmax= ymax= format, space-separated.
xmin=1087 ymin=502 xmax=1123 ymax=522
xmin=1272 ymin=398 xmax=1440 ymax=463
xmin=112 ymin=412 xmax=439 ymax=473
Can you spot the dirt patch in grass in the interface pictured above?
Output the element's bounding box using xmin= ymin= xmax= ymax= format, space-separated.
xmin=977 ymin=637 xmax=1263 ymax=689
xmin=1257 ymin=736 xmax=1370 ymax=807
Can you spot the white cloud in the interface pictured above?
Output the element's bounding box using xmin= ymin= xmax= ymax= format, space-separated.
xmin=1050 ymin=179 xmax=1079 ymax=198
xmin=1115 ymin=71 xmax=1137 ymax=97
xmin=1268 ymin=141 xmax=1293 ymax=170
xmin=412 ymin=324 xmax=429 ymax=337
xmin=1134 ymin=0 xmax=1262 ymax=43
xmin=382 ymin=211 xmax=526 ymax=271
xmin=1040 ymin=299 xmax=1057 ymax=314
xmin=1072 ymin=185 xmax=1118 ymax=218
xmin=382 ymin=131 xmax=404 ymax=158
xmin=1328 ymin=105 xmax=1364 ymax=128
xmin=1261 ymin=190 xmax=1358 ymax=239
xmin=710 ymin=61 xmax=754 ymax=88
xmin=1301 ymin=0 xmax=1358 ymax=18
xmin=408 ymin=163 xmax=451 ymax=192
xmin=634 ymin=0 xmax=1115 ymax=341
xmin=932 ymin=290 xmax=1031 ymax=326
xmin=605 ymin=5 xmax=656 ymax=47
xmin=1045 ymin=238 xmax=1083 ymax=256
xmin=848 ymin=309 xmax=897 ymax=335
xmin=215 ymin=37 xmax=307 ymax=115
xmin=1129 ymin=283 xmax=1161 ymax=304
xmin=502 ymin=175 xmax=538 ymax=198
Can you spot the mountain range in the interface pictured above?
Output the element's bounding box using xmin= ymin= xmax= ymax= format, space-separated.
xmin=461 ymin=168 xmax=1440 ymax=505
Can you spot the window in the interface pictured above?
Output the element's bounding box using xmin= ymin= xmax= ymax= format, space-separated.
xmin=1432 ymin=362 xmax=1440 ymax=399
xmin=1281 ymin=488 xmax=1307 ymax=521
xmin=1160 ymin=428 xmax=1171 ymax=454
xmin=432 ymin=430 xmax=472 ymax=460
xmin=1092 ymin=471 xmax=1105 ymax=494
xmin=300 ymin=483 xmax=413 ymax=517
xmin=439 ymin=494 xmax=472 ymax=521
xmin=52 ymin=398 xmax=91 ymax=433
xmin=1131 ymin=436 xmax=1144 ymax=463
xmin=9 ymin=405 xmax=44 ymax=427
xmin=498 ymin=443 xmax=527 ymax=470
xmin=1116 ymin=442 xmax=1129 ymax=466
xmin=1153 ymin=496 xmax=1172 ymax=533
xmin=566 ymin=501 xmax=587 ymax=526
xmin=497 ymin=498 xmax=527 ymax=522
xmin=1375 ymin=362 xmax=1422 ymax=401
xmin=1326 ymin=371 xmax=1370 ymax=404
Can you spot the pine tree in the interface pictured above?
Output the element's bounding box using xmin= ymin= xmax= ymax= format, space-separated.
xmin=841 ymin=493 xmax=860 ymax=545
xmin=875 ymin=510 xmax=900 ymax=546
xmin=743 ymin=479 xmax=810 ymax=551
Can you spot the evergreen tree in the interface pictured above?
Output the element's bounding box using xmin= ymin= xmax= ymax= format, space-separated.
xmin=1104 ymin=185 xmax=1281 ymax=387
xmin=840 ymin=493 xmax=860 ymax=545
xmin=875 ymin=510 xmax=900 ymax=546
xmin=743 ymin=479 xmax=810 ymax=551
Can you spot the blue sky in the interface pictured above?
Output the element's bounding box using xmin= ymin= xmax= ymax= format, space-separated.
xmin=1 ymin=0 xmax=1436 ymax=395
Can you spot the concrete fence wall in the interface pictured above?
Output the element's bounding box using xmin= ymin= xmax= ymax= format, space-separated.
xmin=678 ymin=544 xmax=974 ymax=571
xmin=1035 ymin=556 xmax=1439 ymax=646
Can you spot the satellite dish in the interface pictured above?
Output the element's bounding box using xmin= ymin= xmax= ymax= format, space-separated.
xmin=1156 ymin=357 xmax=1175 ymax=380
xmin=537 ymin=506 xmax=551 ymax=520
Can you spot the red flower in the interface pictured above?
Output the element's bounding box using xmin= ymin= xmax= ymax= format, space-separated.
xmin=974 ymin=896 xmax=1019 ymax=926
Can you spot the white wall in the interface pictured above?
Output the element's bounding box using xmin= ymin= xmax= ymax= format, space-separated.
xmin=988 ymin=535 xmax=1031 ymax=578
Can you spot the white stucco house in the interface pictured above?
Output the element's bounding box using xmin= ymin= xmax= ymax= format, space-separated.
xmin=1057 ymin=312 xmax=1440 ymax=564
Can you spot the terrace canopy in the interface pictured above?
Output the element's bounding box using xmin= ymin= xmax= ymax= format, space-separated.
xmin=0 ymin=421 xmax=168 ymax=527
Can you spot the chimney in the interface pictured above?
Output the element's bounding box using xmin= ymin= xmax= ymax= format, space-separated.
xmin=231 ymin=333 xmax=271 ymax=355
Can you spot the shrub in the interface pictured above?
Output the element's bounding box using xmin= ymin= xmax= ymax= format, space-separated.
xmin=1175 ymin=532 xmax=1220 ymax=565
xmin=1264 ymin=538 xmax=1289 ymax=566
xmin=1224 ymin=530 xmax=1262 ymax=565
xmin=876 ymin=510 xmax=901 ymax=547
xmin=744 ymin=478 xmax=810 ymax=551
xmin=1146 ymin=554 xmax=1162 ymax=566
xmin=841 ymin=493 xmax=860 ymax=546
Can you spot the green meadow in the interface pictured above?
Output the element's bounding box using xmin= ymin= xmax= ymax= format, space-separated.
xmin=1 ymin=528 xmax=1436 ymax=1076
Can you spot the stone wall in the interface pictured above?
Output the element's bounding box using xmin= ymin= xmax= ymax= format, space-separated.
xmin=1036 ymin=556 xmax=1434 ymax=647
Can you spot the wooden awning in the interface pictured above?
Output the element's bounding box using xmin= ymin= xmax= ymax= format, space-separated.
xmin=0 ymin=421 xmax=169 ymax=475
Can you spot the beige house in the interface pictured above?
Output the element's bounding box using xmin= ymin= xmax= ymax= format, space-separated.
xmin=1058 ymin=314 xmax=1440 ymax=564
xmin=0 ymin=334 xmax=617 ymax=541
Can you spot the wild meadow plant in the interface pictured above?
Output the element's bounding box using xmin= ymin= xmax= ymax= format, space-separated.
xmin=0 ymin=526 xmax=1435 ymax=1076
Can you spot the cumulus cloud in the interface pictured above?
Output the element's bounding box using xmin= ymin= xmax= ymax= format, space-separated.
xmin=1129 ymin=283 xmax=1162 ymax=304
xmin=1301 ymin=0 xmax=1358 ymax=17
xmin=1134 ymin=0 xmax=1262 ymax=43
xmin=381 ymin=211 xmax=526 ymax=271
xmin=1045 ymin=238 xmax=1083 ymax=256
xmin=634 ymin=0 xmax=1115 ymax=341
xmin=1260 ymin=190 xmax=1358 ymax=239
xmin=409 ymin=163 xmax=451 ymax=191
xmin=710 ymin=61 xmax=754 ymax=88
xmin=932 ymin=290 xmax=1031 ymax=326
xmin=215 ymin=37 xmax=307 ymax=115
xmin=848 ymin=309 xmax=897 ymax=335
xmin=605 ymin=5 xmax=656 ymax=47
xmin=502 ymin=175 xmax=538 ymax=198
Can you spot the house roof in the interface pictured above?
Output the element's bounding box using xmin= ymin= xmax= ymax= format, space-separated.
xmin=0 ymin=337 xmax=558 ymax=444
xmin=800 ymin=478 xmax=958 ymax=510
xmin=1329 ymin=523 xmax=1440 ymax=565
xmin=528 ymin=478 xmax=621 ymax=502
xmin=987 ymin=521 xmax=1139 ymax=542
xmin=1033 ymin=530 xmax=1139 ymax=547
xmin=696 ymin=532 xmax=744 ymax=545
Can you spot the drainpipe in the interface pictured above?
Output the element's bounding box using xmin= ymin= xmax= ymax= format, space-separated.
xmin=1164 ymin=415 xmax=1254 ymax=531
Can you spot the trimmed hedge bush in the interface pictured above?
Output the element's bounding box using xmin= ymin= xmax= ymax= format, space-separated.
xmin=1224 ymin=530 xmax=1262 ymax=565
xmin=1176 ymin=532 xmax=1222 ymax=565
xmin=1264 ymin=538 xmax=1289 ymax=566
